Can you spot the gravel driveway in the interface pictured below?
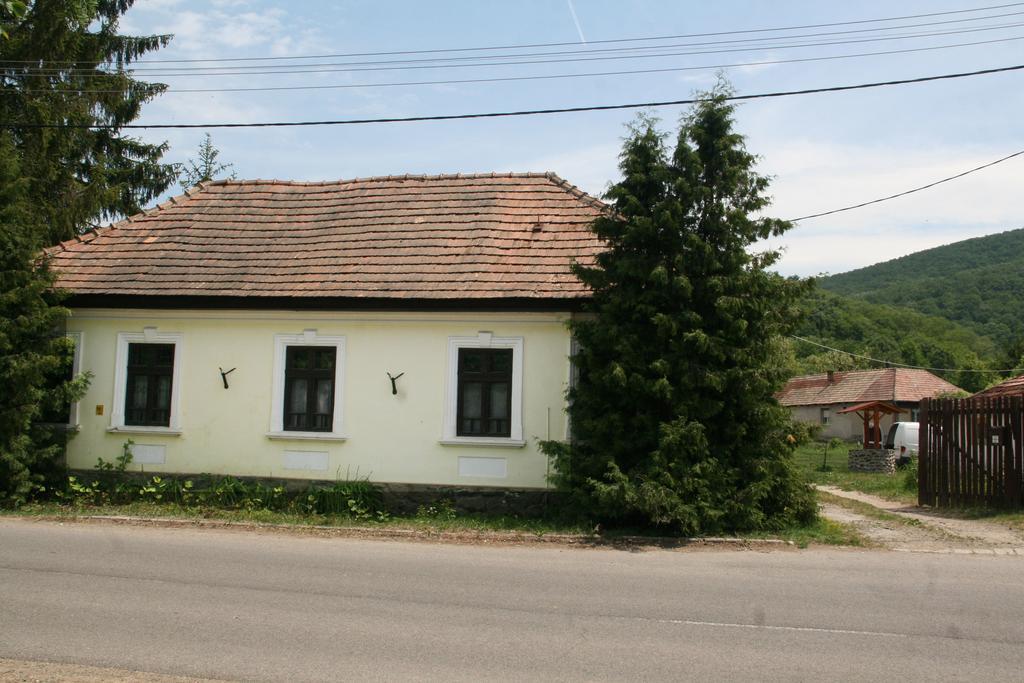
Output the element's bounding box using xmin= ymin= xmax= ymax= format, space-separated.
xmin=817 ymin=485 xmax=1024 ymax=554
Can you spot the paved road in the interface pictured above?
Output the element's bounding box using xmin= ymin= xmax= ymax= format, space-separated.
xmin=2 ymin=519 xmax=1024 ymax=681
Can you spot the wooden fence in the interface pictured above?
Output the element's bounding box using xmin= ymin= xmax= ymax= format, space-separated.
xmin=919 ymin=396 xmax=1023 ymax=508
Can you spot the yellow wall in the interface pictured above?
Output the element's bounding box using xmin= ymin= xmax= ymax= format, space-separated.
xmin=66 ymin=308 xmax=572 ymax=489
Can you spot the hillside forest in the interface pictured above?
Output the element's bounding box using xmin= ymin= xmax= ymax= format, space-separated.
xmin=788 ymin=227 xmax=1024 ymax=393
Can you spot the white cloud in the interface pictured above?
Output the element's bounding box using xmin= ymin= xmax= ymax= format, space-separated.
xmin=754 ymin=140 xmax=1023 ymax=275
xmin=123 ymin=2 xmax=325 ymax=58
xmin=213 ymin=9 xmax=286 ymax=49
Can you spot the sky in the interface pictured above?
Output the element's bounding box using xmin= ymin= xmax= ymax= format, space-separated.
xmin=115 ymin=0 xmax=1024 ymax=277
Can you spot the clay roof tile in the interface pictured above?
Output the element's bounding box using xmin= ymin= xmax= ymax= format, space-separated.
xmin=51 ymin=172 xmax=608 ymax=301
xmin=776 ymin=368 xmax=963 ymax=406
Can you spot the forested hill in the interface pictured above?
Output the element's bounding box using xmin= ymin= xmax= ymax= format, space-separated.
xmin=817 ymin=227 xmax=1024 ymax=345
xmin=791 ymin=290 xmax=999 ymax=393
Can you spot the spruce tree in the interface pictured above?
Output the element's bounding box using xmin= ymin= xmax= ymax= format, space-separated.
xmin=179 ymin=133 xmax=236 ymax=191
xmin=546 ymin=88 xmax=816 ymax=534
xmin=0 ymin=133 xmax=88 ymax=506
xmin=0 ymin=0 xmax=177 ymax=244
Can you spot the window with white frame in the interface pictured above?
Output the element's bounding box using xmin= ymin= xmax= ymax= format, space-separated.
xmin=269 ymin=331 xmax=346 ymax=440
xmin=442 ymin=334 xmax=524 ymax=446
xmin=111 ymin=328 xmax=183 ymax=432
xmin=820 ymin=407 xmax=831 ymax=425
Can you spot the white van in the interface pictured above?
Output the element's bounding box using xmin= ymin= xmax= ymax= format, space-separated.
xmin=884 ymin=421 xmax=919 ymax=462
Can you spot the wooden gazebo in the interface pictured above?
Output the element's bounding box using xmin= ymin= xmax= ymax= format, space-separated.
xmin=837 ymin=401 xmax=906 ymax=449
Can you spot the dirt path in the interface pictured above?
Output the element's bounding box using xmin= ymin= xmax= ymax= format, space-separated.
xmin=817 ymin=485 xmax=1024 ymax=554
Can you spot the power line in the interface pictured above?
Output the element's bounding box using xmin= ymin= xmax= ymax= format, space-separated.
xmin=789 ymin=336 xmax=1024 ymax=373
xmin=5 ymin=1 xmax=1022 ymax=65
xmin=4 ymin=63 xmax=1021 ymax=130
xmin=9 ymin=36 xmax=1021 ymax=96
xmin=9 ymin=14 xmax=1024 ymax=74
xmin=788 ymin=149 xmax=1024 ymax=222
xmin=11 ymin=21 xmax=1024 ymax=77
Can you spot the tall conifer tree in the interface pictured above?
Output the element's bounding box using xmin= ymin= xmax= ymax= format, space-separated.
xmin=1 ymin=1 xmax=166 ymax=504
xmin=0 ymin=0 xmax=176 ymax=244
xmin=0 ymin=132 xmax=87 ymax=506
xmin=546 ymin=88 xmax=816 ymax=533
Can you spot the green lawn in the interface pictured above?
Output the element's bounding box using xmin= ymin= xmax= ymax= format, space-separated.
xmin=793 ymin=441 xmax=918 ymax=504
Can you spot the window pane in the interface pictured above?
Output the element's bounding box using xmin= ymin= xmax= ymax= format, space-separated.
xmin=461 ymin=349 xmax=483 ymax=373
xmin=289 ymin=379 xmax=308 ymax=413
xmin=490 ymin=382 xmax=509 ymax=419
xmin=154 ymin=346 xmax=174 ymax=367
xmin=461 ymin=382 xmax=482 ymax=418
xmin=128 ymin=344 xmax=144 ymax=365
xmin=289 ymin=349 xmax=310 ymax=369
xmin=155 ymin=376 xmax=171 ymax=410
xmin=460 ymin=382 xmax=482 ymax=435
xmin=316 ymin=349 xmax=335 ymax=370
xmin=490 ymin=349 xmax=513 ymax=374
xmin=316 ymin=379 xmax=333 ymax=415
xmin=130 ymin=375 xmax=149 ymax=409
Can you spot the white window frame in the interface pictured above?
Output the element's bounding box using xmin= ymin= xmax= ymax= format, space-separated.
xmin=820 ymin=407 xmax=831 ymax=425
xmin=268 ymin=330 xmax=347 ymax=441
xmin=441 ymin=333 xmax=525 ymax=447
xmin=109 ymin=328 xmax=184 ymax=435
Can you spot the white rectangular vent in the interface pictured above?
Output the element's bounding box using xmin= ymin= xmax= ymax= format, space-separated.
xmin=283 ymin=450 xmax=329 ymax=471
xmin=458 ymin=456 xmax=508 ymax=479
xmin=131 ymin=444 xmax=166 ymax=465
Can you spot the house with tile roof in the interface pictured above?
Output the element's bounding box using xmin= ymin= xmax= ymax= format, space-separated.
xmin=974 ymin=374 xmax=1024 ymax=399
xmin=49 ymin=173 xmax=605 ymax=493
xmin=776 ymin=368 xmax=963 ymax=441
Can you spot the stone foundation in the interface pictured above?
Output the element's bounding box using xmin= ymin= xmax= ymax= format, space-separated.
xmin=378 ymin=483 xmax=557 ymax=516
xmin=847 ymin=448 xmax=897 ymax=474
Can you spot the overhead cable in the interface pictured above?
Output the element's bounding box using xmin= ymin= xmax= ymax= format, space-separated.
xmin=4 ymin=63 xmax=1021 ymax=129
xmin=788 ymin=149 xmax=1024 ymax=222
xmin=5 ymin=1 xmax=1022 ymax=65
xmin=8 ymin=37 xmax=1021 ymax=96
xmin=9 ymin=22 xmax=1024 ymax=77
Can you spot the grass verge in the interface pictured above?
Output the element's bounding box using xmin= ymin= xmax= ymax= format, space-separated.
xmin=1 ymin=502 xmax=588 ymax=536
xmin=2 ymin=501 xmax=863 ymax=547
xmin=744 ymin=517 xmax=866 ymax=548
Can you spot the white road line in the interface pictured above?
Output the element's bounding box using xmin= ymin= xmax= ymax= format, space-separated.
xmin=654 ymin=618 xmax=909 ymax=638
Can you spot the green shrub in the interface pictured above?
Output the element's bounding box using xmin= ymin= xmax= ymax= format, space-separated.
xmin=311 ymin=479 xmax=387 ymax=521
